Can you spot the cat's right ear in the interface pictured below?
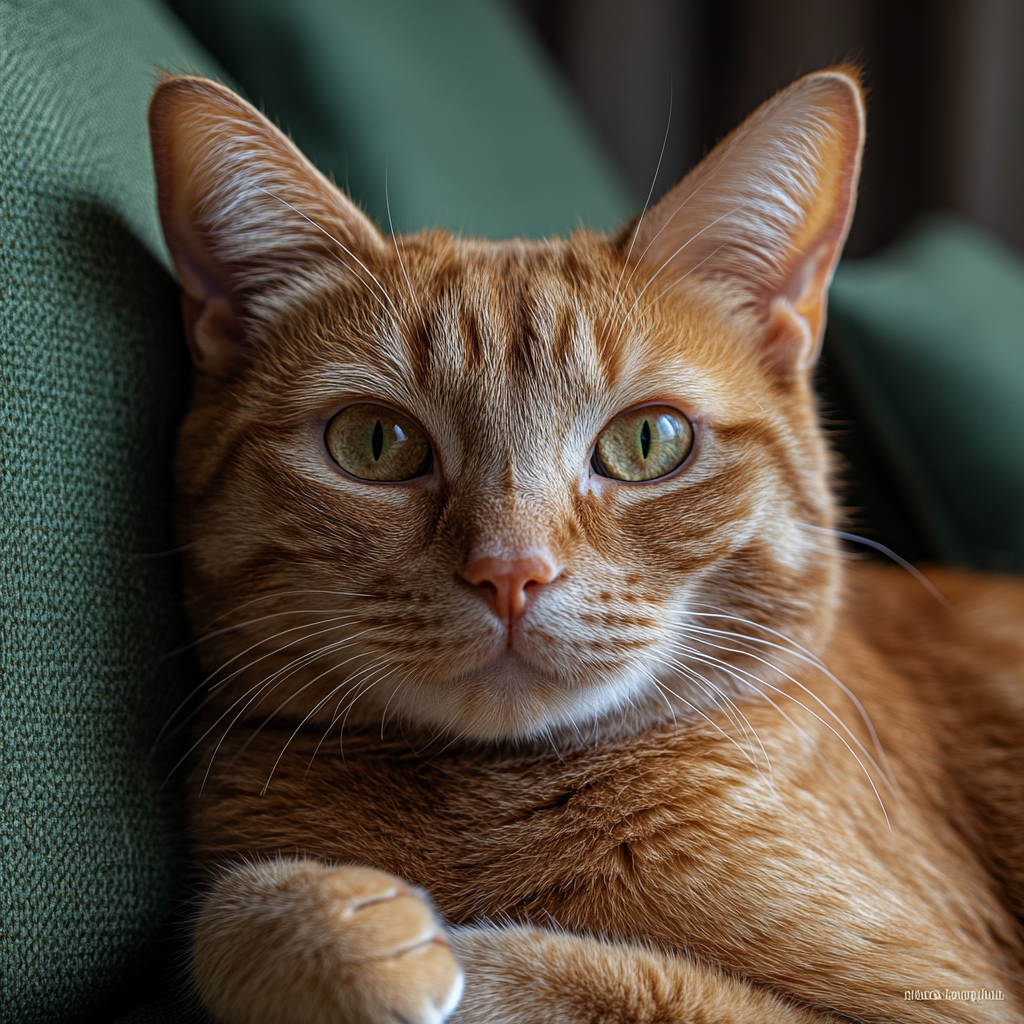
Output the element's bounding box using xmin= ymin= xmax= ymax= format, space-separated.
xmin=626 ymin=68 xmax=864 ymax=374
xmin=149 ymin=75 xmax=387 ymax=378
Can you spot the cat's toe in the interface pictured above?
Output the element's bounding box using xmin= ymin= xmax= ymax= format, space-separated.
xmin=195 ymin=859 xmax=463 ymax=1024
xmin=326 ymin=867 xmax=464 ymax=1024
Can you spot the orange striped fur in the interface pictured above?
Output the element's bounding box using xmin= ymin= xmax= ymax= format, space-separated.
xmin=150 ymin=68 xmax=1023 ymax=1023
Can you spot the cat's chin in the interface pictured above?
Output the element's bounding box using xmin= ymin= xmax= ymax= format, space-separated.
xmin=367 ymin=650 xmax=660 ymax=746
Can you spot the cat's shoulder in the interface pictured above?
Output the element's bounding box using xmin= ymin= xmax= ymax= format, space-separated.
xmin=844 ymin=560 xmax=1024 ymax=712
xmin=845 ymin=560 xmax=1024 ymax=639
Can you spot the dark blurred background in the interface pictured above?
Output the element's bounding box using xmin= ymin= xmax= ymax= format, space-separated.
xmin=513 ymin=0 xmax=1024 ymax=258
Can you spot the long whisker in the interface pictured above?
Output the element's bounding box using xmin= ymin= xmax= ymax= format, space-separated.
xmin=672 ymin=645 xmax=810 ymax=748
xmin=644 ymin=667 xmax=768 ymax=777
xmin=681 ymin=606 xmax=892 ymax=776
xmin=797 ymin=522 xmax=949 ymax=606
xmin=261 ymin=663 xmax=401 ymax=793
xmin=172 ymin=605 xmax=361 ymax=654
xmin=201 ymin=613 xmax=362 ymax=694
xmin=153 ymin=613 xmax=361 ymax=751
xmin=611 ymin=80 xmax=675 ymax=310
xmin=385 ymin=161 xmax=418 ymax=309
xmin=650 ymin=243 xmax=728 ymax=304
xmin=163 ymin=614 xmax=364 ymax=753
xmin=616 ymin=169 xmax=719 ymax=304
xmin=655 ymin=655 xmax=774 ymax=779
xmin=254 ymin=186 xmax=404 ymax=325
xmin=649 ymin=671 xmax=679 ymax=728
xmin=657 ymin=651 xmax=755 ymax=744
xmin=231 ymin=646 xmax=386 ymax=765
xmin=168 ymin=628 xmax=377 ymax=788
xmin=184 ymin=587 xmax=372 ymax=636
xmin=612 ymin=214 xmax=736 ymax=352
xmin=305 ymin=658 xmax=401 ymax=772
xmin=195 ymin=638 xmax=374 ymax=792
xmin=377 ymin=677 xmax=409 ymax=739
xmin=675 ymin=630 xmax=894 ymax=794
xmin=668 ymin=640 xmax=893 ymax=830
xmin=415 ymin=713 xmax=477 ymax=761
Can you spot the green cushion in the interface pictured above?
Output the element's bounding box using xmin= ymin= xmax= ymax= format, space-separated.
xmin=0 ymin=2 xmax=227 ymax=1020
xmin=166 ymin=0 xmax=634 ymax=239
xmin=828 ymin=215 xmax=1024 ymax=571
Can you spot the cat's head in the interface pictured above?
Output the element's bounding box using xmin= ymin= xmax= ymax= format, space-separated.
xmin=151 ymin=69 xmax=863 ymax=744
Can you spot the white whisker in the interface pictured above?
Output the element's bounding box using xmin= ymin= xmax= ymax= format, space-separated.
xmin=798 ymin=522 xmax=949 ymax=606
xmin=668 ymin=639 xmax=893 ymax=831
xmin=261 ymin=662 xmax=401 ymax=793
xmin=170 ymin=628 xmax=378 ymax=790
xmin=613 ymin=207 xmax=739 ymax=351
xmin=644 ymin=668 xmax=769 ymax=779
xmin=610 ymin=81 xmax=675 ymax=313
xmin=681 ymin=605 xmax=893 ymax=781
xmin=385 ymin=161 xmax=418 ymax=310
xmin=254 ymin=186 xmax=404 ymax=326
xmin=155 ymin=613 xmax=361 ymax=752
xmin=654 ymin=656 xmax=774 ymax=780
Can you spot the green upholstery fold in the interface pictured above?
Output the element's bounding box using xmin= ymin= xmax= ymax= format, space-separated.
xmin=1 ymin=2 xmax=226 ymax=1020
xmin=828 ymin=215 xmax=1024 ymax=571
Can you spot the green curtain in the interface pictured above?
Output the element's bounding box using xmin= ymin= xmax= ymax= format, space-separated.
xmin=828 ymin=215 xmax=1024 ymax=572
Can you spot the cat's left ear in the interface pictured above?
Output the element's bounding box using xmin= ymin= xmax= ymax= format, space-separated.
xmin=628 ymin=68 xmax=865 ymax=371
xmin=149 ymin=75 xmax=387 ymax=378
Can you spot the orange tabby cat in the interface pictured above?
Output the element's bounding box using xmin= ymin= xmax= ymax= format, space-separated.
xmin=149 ymin=67 xmax=1023 ymax=1023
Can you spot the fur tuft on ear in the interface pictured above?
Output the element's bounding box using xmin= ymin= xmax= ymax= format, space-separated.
xmin=149 ymin=75 xmax=386 ymax=377
xmin=628 ymin=67 xmax=865 ymax=371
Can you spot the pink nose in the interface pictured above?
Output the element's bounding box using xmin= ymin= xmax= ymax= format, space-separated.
xmin=461 ymin=553 xmax=559 ymax=629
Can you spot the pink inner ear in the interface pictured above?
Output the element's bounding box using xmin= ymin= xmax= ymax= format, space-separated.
xmin=788 ymin=242 xmax=841 ymax=356
xmin=628 ymin=68 xmax=865 ymax=368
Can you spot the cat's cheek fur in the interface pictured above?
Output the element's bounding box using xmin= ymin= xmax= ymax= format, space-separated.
xmin=193 ymin=859 xmax=463 ymax=1024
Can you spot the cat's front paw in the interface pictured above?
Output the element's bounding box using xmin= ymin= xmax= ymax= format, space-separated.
xmin=194 ymin=859 xmax=463 ymax=1024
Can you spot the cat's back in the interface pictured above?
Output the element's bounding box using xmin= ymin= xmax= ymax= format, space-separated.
xmin=845 ymin=560 xmax=1024 ymax=920
xmin=846 ymin=560 xmax=1024 ymax=712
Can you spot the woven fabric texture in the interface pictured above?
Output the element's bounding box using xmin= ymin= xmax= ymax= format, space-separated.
xmin=0 ymin=2 xmax=224 ymax=1020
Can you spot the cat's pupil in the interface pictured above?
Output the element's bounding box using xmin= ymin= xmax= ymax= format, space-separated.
xmin=371 ymin=420 xmax=384 ymax=461
xmin=640 ymin=420 xmax=651 ymax=460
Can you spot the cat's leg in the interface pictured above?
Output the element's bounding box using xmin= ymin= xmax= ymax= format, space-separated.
xmin=450 ymin=924 xmax=842 ymax=1024
xmin=193 ymin=857 xmax=463 ymax=1024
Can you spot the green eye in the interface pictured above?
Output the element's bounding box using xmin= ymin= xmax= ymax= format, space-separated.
xmin=325 ymin=404 xmax=432 ymax=481
xmin=593 ymin=405 xmax=693 ymax=481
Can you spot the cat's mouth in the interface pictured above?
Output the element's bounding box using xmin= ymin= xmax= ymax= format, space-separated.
xmin=411 ymin=638 xmax=648 ymax=742
xmin=468 ymin=649 xmax=555 ymax=689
